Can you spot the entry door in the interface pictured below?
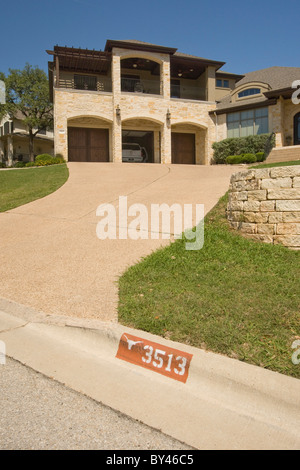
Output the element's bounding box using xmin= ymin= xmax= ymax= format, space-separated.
xmin=68 ymin=127 xmax=109 ymax=162
xmin=171 ymin=133 xmax=195 ymax=164
xmin=294 ymin=113 xmax=300 ymax=145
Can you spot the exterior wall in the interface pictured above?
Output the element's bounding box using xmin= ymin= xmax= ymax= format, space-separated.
xmin=53 ymin=46 xmax=217 ymax=164
xmin=227 ymin=166 xmax=300 ymax=249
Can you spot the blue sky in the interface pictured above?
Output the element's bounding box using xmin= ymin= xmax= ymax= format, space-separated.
xmin=1 ymin=0 xmax=299 ymax=76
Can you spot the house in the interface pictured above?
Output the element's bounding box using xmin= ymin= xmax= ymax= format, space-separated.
xmin=211 ymin=66 xmax=300 ymax=163
xmin=47 ymin=40 xmax=300 ymax=165
xmin=0 ymin=111 xmax=54 ymax=166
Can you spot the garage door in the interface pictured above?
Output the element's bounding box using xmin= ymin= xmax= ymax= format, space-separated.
xmin=171 ymin=133 xmax=195 ymax=164
xmin=68 ymin=127 xmax=109 ymax=162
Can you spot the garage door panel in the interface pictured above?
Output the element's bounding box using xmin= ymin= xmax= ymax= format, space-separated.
xmin=172 ymin=133 xmax=195 ymax=164
xmin=68 ymin=127 xmax=109 ymax=162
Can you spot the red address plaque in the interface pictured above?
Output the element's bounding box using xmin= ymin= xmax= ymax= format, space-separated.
xmin=116 ymin=333 xmax=193 ymax=383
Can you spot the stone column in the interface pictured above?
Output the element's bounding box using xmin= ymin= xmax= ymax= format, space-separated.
xmin=7 ymin=135 xmax=13 ymax=167
xmin=161 ymin=56 xmax=170 ymax=100
xmin=161 ymin=122 xmax=171 ymax=164
xmin=153 ymin=131 xmax=161 ymax=163
xmin=112 ymin=53 xmax=122 ymax=162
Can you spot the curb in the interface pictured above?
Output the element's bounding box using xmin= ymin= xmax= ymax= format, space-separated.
xmin=0 ymin=297 xmax=300 ymax=450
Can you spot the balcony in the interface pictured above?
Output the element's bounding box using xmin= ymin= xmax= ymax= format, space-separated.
xmin=58 ymin=76 xmax=112 ymax=93
xmin=171 ymin=84 xmax=207 ymax=101
xmin=121 ymin=77 xmax=161 ymax=95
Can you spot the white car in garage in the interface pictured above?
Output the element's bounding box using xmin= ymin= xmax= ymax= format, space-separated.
xmin=122 ymin=143 xmax=148 ymax=163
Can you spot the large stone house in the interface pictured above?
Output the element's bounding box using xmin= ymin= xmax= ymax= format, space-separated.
xmin=47 ymin=40 xmax=300 ymax=165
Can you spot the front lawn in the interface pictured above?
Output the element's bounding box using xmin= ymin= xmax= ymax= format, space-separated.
xmin=251 ymin=160 xmax=300 ymax=169
xmin=0 ymin=164 xmax=69 ymax=212
xmin=119 ymin=194 xmax=300 ymax=379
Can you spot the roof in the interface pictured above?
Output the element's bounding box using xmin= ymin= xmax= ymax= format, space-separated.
xmin=105 ymin=39 xmax=225 ymax=68
xmin=235 ymin=66 xmax=300 ymax=90
xmin=213 ymin=66 xmax=300 ymax=115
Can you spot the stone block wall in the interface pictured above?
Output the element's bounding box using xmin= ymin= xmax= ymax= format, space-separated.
xmin=227 ymin=166 xmax=300 ymax=249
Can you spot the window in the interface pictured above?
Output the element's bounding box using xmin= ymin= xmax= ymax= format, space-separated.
xmin=74 ymin=74 xmax=97 ymax=91
xmin=238 ymin=88 xmax=261 ymax=98
xmin=216 ymin=79 xmax=230 ymax=88
xmin=227 ymin=107 xmax=268 ymax=138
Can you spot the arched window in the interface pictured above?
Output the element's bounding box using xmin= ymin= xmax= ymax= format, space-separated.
xmin=238 ymin=88 xmax=261 ymax=98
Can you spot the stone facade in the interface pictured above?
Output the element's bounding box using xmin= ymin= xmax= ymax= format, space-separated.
xmin=227 ymin=166 xmax=300 ymax=249
xmin=53 ymin=46 xmax=217 ymax=164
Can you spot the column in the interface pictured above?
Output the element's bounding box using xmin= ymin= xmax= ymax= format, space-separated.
xmin=0 ymin=140 xmax=4 ymax=163
xmin=161 ymin=56 xmax=170 ymax=100
xmin=7 ymin=135 xmax=13 ymax=167
xmin=161 ymin=123 xmax=171 ymax=164
xmin=112 ymin=53 xmax=122 ymax=162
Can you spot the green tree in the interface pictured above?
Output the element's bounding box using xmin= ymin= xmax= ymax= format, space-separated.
xmin=0 ymin=64 xmax=53 ymax=162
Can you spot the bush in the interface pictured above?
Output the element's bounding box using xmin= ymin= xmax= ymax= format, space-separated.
xmin=241 ymin=153 xmax=257 ymax=164
xmin=35 ymin=154 xmax=54 ymax=166
xmin=0 ymin=162 xmax=6 ymax=168
xmin=256 ymin=152 xmax=266 ymax=162
xmin=34 ymin=154 xmax=64 ymax=166
xmin=212 ymin=134 xmax=274 ymax=164
xmin=55 ymin=153 xmax=65 ymax=161
xmin=25 ymin=162 xmax=36 ymax=167
xmin=14 ymin=161 xmax=26 ymax=168
xmin=226 ymin=155 xmax=243 ymax=164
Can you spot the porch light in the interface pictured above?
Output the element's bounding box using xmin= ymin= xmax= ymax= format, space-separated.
xmin=116 ymin=105 xmax=121 ymax=118
xmin=178 ymin=72 xmax=182 ymax=77
xmin=166 ymin=109 xmax=171 ymax=124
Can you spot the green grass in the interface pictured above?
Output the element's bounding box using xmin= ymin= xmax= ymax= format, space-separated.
xmin=119 ymin=194 xmax=300 ymax=379
xmin=251 ymin=160 xmax=300 ymax=169
xmin=0 ymin=164 xmax=69 ymax=212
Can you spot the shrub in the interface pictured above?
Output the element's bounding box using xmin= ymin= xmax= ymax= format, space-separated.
xmin=35 ymin=154 xmax=54 ymax=166
xmin=0 ymin=162 xmax=6 ymax=168
xmin=34 ymin=154 xmax=65 ymax=166
xmin=240 ymin=153 xmax=257 ymax=164
xmin=256 ymin=152 xmax=265 ymax=162
xmin=212 ymin=134 xmax=274 ymax=164
xmin=14 ymin=161 xmax=26 ymax=168
xmin=55 ymin=153 xmax=65 ymax=161
xmin=25 ymin=162 xmax=36 ymax=167
xmin=226 ymin=155 xmax=243 ymax=164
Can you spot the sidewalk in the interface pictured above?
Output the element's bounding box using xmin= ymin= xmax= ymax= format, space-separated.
xmin=1 ymin=297 xmax=300 ymax=450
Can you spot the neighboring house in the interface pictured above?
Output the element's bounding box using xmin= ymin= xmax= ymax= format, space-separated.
xmin=211 ymin=66 xmax=300 ymax=162
xmin=0 ymin=111 xmax=54 ymax=166
xmin=47 ymin=40 xmax=300 ymax=165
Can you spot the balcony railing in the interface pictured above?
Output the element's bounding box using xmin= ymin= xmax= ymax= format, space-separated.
xmin=121 ymin=77 xmax=161 ymax=95
xmin=171 ymin=84 xmax=207 ymax=101
xmin=58 ymin=77 xmax=112 ymax=92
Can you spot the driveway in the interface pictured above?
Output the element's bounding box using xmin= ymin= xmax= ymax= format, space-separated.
xmin=0 ymin=163 xmax=237 ymax=321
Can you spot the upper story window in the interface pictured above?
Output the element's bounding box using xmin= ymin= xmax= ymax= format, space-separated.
xmin=74 ymin=74 xmax=97 ymax=91
xmin=238 ymin=88 xmax=261 ymax=98
xmin=216 ymin=79 xmax=229 ymax=88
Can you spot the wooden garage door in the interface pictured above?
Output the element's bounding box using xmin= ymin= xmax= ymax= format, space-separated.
xmin=171 ymin=133 xmax=195 ymax=164
xmin=68 ymin=127 xmax=109 ymax=162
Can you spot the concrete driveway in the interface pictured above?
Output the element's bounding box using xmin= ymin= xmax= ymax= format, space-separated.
xmin=0 ymin=163 xmax=237 ymax=321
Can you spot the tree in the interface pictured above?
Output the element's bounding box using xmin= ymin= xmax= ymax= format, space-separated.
xmin=0 ymin=64 xmax=53 ymax=162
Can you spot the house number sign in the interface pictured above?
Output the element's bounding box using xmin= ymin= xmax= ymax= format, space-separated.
xmin=116 ymin=332 xmax=193 ymax=383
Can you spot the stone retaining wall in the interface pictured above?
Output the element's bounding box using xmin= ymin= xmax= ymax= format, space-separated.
xmin=227 ymin=166 xmax=300 ymax=249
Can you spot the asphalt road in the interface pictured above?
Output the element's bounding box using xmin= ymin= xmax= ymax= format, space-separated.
xmin=0 ymin=358 xmax=192 ymax=450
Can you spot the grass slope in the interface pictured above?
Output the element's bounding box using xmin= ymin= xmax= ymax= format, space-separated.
xmin=119 ymin=194 xmax=300 ymax=379
xmin=0 ymin=165 xmax=69 ymax=212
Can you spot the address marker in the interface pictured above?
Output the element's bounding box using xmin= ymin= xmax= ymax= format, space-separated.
xmin=116 ymin=333 xmax=193 ymax=383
